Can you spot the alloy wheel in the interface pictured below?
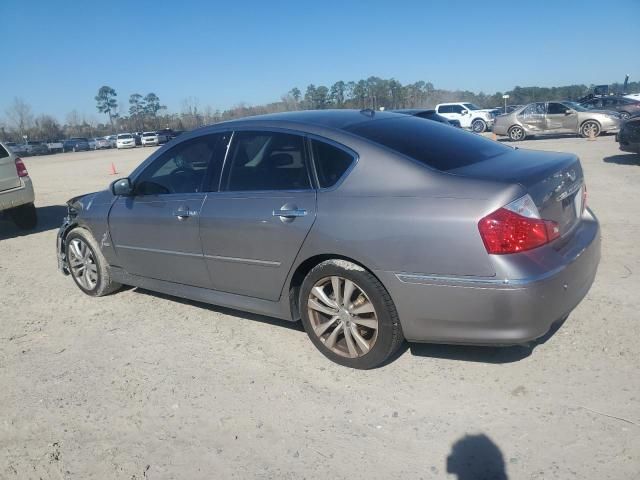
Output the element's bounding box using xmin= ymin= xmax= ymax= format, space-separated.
xmin=509 ymin=126 xmax=524 ymax=141
xmin=582 ymin=121 xmax=600 ymax=138
xmin=68 ymin=238 xmax=98 ymax=290
xmin=307 ymin=276 xmax=379 ymax=358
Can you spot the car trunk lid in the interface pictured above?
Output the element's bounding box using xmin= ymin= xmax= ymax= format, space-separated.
xmin=450 ymin=148 xmax=585 ymax=236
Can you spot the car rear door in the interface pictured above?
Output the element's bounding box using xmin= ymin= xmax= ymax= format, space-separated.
xmin=108 ymin=133 xmax=228 ymax=287
xmin=0 ymin=144 xmax=20 ymax=192
xmin=199 ymin=130 xmax=317 ymax=301
xmin=517 ymin=103 xmax=547 ymax=133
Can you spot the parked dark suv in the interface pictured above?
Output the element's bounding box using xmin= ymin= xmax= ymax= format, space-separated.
xmin=580 ymin=96 xmax=640 ymax=120
xmin=63 ymin=138 xmax=90 ymax=152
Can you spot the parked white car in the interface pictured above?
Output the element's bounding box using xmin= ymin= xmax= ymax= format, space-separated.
xmin=435 ymin=102 xmax=495 ymax=133
xmin=141 ymin=131 xmax=161 ymax=146
xmin=116 ymin=133 xmax=136 ymax=149
xmin=93 ymin=137 xmax=111 ymax=149
xmin=0 ymin=141 xmax=37 ymax=229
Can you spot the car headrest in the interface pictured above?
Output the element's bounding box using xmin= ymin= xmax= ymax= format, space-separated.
xmin=267 ymin=153 xmax=294 ymax=167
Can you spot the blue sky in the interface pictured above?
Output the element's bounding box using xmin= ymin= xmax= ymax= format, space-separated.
xmin=2 ymin=0 xmax=639 ymax=122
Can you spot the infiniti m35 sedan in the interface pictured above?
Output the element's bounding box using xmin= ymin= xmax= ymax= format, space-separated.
xmin=56 ymin=110 xmax=600 ymax=368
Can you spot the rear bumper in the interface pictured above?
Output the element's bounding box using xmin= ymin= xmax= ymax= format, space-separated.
xmin=0 ymin=177 xmax=35 ymax=211
xmin=378 ymin=209 xmax=601 ymax=345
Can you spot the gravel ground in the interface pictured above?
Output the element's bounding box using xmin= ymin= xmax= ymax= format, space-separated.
xmin=1 ymin=136 xmax=639 ymax=479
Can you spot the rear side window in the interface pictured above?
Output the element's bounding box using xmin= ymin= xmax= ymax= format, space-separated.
xmin=0 ymin=145 xmax=9 ymax=158
xmin=223 ymin=131 xmax=311 ymax=191
xmin=311 ymin=140 xmax=355 ymax=188
xmin=345 ymin=116 xmax=510 ymax=171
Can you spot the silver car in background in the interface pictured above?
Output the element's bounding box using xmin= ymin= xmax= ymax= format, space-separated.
xmin=55 ymin=110 xmax=600 ymax=369
xmin=494 ymin=101 xmax=621 ymax=141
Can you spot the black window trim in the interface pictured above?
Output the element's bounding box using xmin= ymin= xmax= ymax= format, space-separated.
xmin=305 ymin=133 xmax=359 ymax=193
xmin=218 ymin=127 xmax=316 ymax=194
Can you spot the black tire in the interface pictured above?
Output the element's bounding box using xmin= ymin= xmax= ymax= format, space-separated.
xmin=508 ymin=125 xmax=526 ymax=141
xmin=471 ymin=119 xmax=487 ymax=133
xmin=299 ymin=259 xmax=404 ymax=369
xmin=65 ymin=228 xmax=122 ymax=297
xmin=580 ymin=120 xmax=601 ymax=138
xmin=9 ymin=203 xmax=37 ymax=230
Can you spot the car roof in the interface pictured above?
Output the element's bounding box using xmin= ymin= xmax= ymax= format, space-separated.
xmin=391 ymin=109 xmax=437 ymax=115
xmin=209 ymin=109 xmax=407 ymax=131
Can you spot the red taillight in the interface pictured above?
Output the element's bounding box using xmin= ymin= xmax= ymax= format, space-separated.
xmin=15 ymin=158 xmax=28 ymax=177
xmin=478 ymin=206 xmax=559 ymax=255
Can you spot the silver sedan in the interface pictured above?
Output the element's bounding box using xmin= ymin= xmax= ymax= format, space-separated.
xmin=493 ymin=101 xmax=621 ymax=140
xmin=55 ymin=110 xmax=600 ymax=368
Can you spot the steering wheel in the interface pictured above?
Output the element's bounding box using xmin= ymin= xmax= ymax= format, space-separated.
xmin=169 ymin=167 xmax=200 ymax=193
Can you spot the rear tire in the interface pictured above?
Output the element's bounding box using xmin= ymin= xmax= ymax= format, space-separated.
xmin=300 ymin=260 xmax=404 ymax=369
xmin=619 ymin=112 xmax=630 ymax=120
xmin=65 ymin=228 xmax=122 ymax=297
xmin=9 ymin=203 xmax=37 ymax=230
xmin=508 ymin=125 xmax=526 ymax=141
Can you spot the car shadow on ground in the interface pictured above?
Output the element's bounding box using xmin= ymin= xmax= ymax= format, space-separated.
xmin=0 ymin=205 xmax=67 ymax=241
xmin=404 ymin=316 xmax=568 ymax=365
xmin=134 ymin=288 xmax=305 ymax=332
xmin=446 ymin=433 xmax=508 ymax=480
xmin=603 ymin=153 xmax=640 ymax=165
xmin=135 ymin=287 xmax=567 ymax=367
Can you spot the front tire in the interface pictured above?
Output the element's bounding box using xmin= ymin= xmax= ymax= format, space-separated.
xmin=65 ymin=228 xmax=121 ymax=297
xmin=619 ymin=112 xmax=630 ymax=120
xmin=580 ymin=120 xmax=601 ymax=138
xmin=508 ymin=125 xmax=526 ymax=141
xmin=471 ymin=119 xmax=487 ymax=133
xmin=9 ymin=203 xmax=37 ymax=230
xmin=300 ymin=260 xmax=404 ymax=369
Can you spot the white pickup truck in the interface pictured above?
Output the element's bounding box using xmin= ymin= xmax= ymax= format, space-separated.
xmin=46 ymin=140 xmax=63 ymax=154
xmin=435 ymin=102 xmax=495 ymax=133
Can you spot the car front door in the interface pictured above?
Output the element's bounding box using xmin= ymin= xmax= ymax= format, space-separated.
xmin=199 ymin=130 xmax=317 ymax=301
xmin=108 ymin=133 xmax=228 ymax=287
xmin=546 ymin=102 xmax=578 ymax=133
xmin=517 ymin=102 xmax=547 ymax=133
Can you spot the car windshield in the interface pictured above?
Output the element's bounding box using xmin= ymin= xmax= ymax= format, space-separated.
xmin=71 ymin=138 xmax=87 ymax=141
xmin=118 ymin=134 xmax=133 ymax=139
xmin=463 ymin=103 xmax=482 ymax=111
xmin=346 ymin=116 xmax=510 ymax=171
xmin=143 ymin=132 xmax=156 ymax=137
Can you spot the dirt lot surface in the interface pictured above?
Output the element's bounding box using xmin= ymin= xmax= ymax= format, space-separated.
xmin=1 ymin=136 xmax=639 ymax=479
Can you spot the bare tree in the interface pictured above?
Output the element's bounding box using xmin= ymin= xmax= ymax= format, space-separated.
xmin=5 ymin=97 xmax=33 ymax=139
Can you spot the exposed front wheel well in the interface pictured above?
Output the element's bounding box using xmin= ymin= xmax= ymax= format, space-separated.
xmin=288 ymin=254 xmax=374 ymax=320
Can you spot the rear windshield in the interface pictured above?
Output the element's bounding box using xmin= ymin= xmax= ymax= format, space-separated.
xmin=345 ymin=116 xmax=509 ymax=171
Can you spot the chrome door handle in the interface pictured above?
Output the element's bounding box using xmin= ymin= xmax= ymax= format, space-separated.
xmin=273 ymin=208 xmax=307 ymax=218
xmin=173 ymin=206 xmax=193 ymax=220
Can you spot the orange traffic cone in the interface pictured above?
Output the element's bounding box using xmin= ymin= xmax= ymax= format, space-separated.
xmin=109 ymin=162 xmax=118 ymax=175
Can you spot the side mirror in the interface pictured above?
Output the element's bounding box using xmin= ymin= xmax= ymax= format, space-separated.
xmin=111 ymin=177 xmax=133 ymax=196
xmin=565 ymin=109 xmax=574 ymax=115
xmin=460 ymin=110 xmax=469 ymax=115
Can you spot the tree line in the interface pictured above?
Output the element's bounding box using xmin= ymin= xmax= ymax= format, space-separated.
xmin=2 ymin=77 xmax=638 ymax=142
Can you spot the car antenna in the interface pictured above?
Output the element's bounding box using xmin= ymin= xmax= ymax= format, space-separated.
xmin=360 ymin=108 xmax=375 ymax=117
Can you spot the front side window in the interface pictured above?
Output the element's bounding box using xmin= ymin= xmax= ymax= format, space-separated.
xmin=451 ymin=105 xmax=465 ymax=114
xmin=547 ymin=102 xmax=568 ymax=115
xmin=311 ymin=139 xmax=355 ymax=188
xmin=0 ymin=145 xmax=8 ymax=159
xmin=135 ymin=134 xmax=225 ymax=195
xmin=223 ymin=131 xmax=311 ymax=191
xmin=437 ymin=105 xmax=451 ymax=114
